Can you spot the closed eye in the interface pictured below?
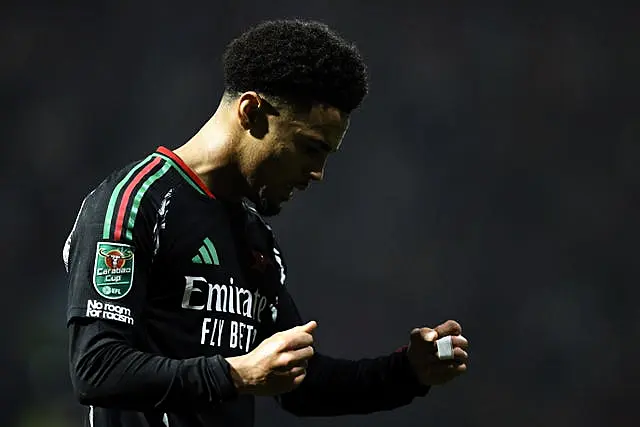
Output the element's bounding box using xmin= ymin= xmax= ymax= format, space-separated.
xmin=304 ymin=143 xmax=323 ymax=155
xmin=304 ymin=136 xmax=332 ymax=154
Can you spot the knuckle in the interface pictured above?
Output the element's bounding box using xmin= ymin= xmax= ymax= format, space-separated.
xmin=279 ymin=353 xmax=292 ymax=367
xmin=455 ymin=348 xmax=468 ymax=360
xmin=276 ymin=336 xmax=289 ymax=349
xmin=448 ymin=320 xmax=462 ymax=334
xmin=269 ymin=332 xmax=282 ymax=343
xmin=301 ymin=333 xmax=311 ymax=344
xmin=453 ymin=336 xmax=469 ymax=348
xmin=301 ymin=347 xmax=313 ymax=360
xmin=445 ymin=319 xmax=460 ymax=329
xmin=271 ymin=341 xmax=284 ymax=354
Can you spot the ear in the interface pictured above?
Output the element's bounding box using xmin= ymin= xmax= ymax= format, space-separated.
xmin=237 ymin=91 xmax=272 ymax=139
xmin=237 ymin=91 xmax=262 ymax=130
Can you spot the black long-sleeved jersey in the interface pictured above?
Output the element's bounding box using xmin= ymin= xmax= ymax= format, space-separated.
xmin=63 ymin=146 xmax=429 ymax=427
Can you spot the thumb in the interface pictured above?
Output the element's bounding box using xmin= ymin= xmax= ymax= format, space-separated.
xmin=299 ymin=320 xmax=318 ymax=333
xmin=410 ymin=327 xmax=438 ymax=345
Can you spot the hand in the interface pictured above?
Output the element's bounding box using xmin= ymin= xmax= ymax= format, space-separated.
xmin=406 ymin=320 xmax=469 ymax=386
xmin=227 ymin=321 xmax=317 ymax=396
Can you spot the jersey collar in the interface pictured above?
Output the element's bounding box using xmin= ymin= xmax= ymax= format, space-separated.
xmin=155 ymin=146 xmax=216 ymax=199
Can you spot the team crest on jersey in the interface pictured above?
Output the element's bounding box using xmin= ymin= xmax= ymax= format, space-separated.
xmin=93 ymin=242 xmax=135 ymax=299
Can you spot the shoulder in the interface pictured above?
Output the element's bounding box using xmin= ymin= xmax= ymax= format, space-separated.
xmin=76 ymin=154 xmax=179 ymax=241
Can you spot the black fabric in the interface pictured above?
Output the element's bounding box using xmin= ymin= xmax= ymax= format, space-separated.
xmin=64 ymin=148 xmax=429 ymax=427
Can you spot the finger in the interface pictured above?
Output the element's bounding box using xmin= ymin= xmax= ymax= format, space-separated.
xmin=430 ymin=361 xmax=467 ymax=377
xmin=436 ymin=358 xmax=468 ymax=372
xmin=410 ymin=327 xmax=438 ymax=345
xmin=274 ymin=365 xmax=307 ymax=377
xmin=278 ymin=346 xmax=315 ymax=368
xmin=434 ymin=320 xmax=462 ymax=338
xmin=452 ymin=347 xmax=468 ymax=363
xmin=291 ymin=370 xmax=308 ymax=387
xmin=297 ymin=321 xmax=318 ymax=334
xmin=281 ymin=321 xmax=317 ymax=337
xmin=451 ymin=335 xmax=468 ymax=350
xmin=280 ymin=330 xmax=315 ymax=351
xmin=455 ymin=363 xmax=467 ymax=373
xmin=431 ymin=349 xmax=467 ymax=368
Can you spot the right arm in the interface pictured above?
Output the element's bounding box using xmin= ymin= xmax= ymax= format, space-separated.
xmin=64 ymin=187 xmax=314 ymax=411
xmin=68 ymin=318 xmax=237 ymax=411
xmin=64 ymin=188 xmax=236 ymax=412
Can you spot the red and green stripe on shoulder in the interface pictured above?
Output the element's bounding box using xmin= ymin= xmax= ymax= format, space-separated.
xmin=102 ymin=150 xmax=212 ymax=242
xmin=102 ymin=155 xmax=168 ymax=241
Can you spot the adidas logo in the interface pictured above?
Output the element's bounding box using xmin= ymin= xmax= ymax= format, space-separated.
xmin=192 ymin=237 xmax=220 ymax=265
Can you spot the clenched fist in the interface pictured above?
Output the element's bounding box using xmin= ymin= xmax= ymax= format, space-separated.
xmin=226 ymin=321 xmax=317 ymax=395
xmin=407 ymin=320 xmax=469 ymax=386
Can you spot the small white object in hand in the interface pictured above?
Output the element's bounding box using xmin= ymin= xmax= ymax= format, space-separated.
xmin=436 ymin=335 xmax=454 ymax=360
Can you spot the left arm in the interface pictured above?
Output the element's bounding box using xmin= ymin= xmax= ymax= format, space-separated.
xmin=263 ymin=236 xmax=465 ymax=417
xmin=278 ymin=347 xmax=429 ymax=416
xmin=273 ymin=289 xmax=428 ymax=416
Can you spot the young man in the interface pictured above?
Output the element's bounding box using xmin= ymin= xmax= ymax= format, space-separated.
xmin=63 ymin=19 xmax=469 ymax=427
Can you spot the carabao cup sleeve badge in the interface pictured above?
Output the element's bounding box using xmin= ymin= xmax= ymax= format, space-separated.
xmin=93 ymin=242 xmax=135 ymax=300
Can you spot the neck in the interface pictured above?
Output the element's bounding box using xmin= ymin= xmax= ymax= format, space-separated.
xmin=173 ymin=106 xmax=248 ymax=202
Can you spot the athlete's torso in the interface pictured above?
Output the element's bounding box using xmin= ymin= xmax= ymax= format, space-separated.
xmin=141 ymin=183 xmax=284 ymax=360
xmin=67 ymin=147 xmax=296 ymax=427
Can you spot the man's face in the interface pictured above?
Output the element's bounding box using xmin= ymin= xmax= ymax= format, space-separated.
xmin=244 ymin=100 xmax=349 ymax=216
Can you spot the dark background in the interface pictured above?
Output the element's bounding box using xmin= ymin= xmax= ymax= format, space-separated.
xmin=1 ymin=2 xmax=637 ymax=426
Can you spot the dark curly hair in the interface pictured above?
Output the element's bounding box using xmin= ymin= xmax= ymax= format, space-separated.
xmin=223 ymin=19 xmax=368 ymax=113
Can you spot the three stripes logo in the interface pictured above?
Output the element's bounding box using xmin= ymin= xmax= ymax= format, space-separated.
xmin=192 ymin=237 xmax=220 ymax=265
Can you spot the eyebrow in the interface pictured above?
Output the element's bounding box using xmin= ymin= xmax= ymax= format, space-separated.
xmin=304 ymin=135 xmax=335 ymax=153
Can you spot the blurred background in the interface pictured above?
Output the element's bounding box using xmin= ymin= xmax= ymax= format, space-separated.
xmin=1 ymin=2 xmax=637 ymax=426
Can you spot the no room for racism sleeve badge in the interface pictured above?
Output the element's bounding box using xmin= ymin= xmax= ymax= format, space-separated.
xmin=93 ymin=242 xmax=135 ymax=299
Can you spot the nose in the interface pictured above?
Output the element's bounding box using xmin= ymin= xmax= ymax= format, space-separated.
xmin=309 ymin=169 xmax=324 ymax=182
